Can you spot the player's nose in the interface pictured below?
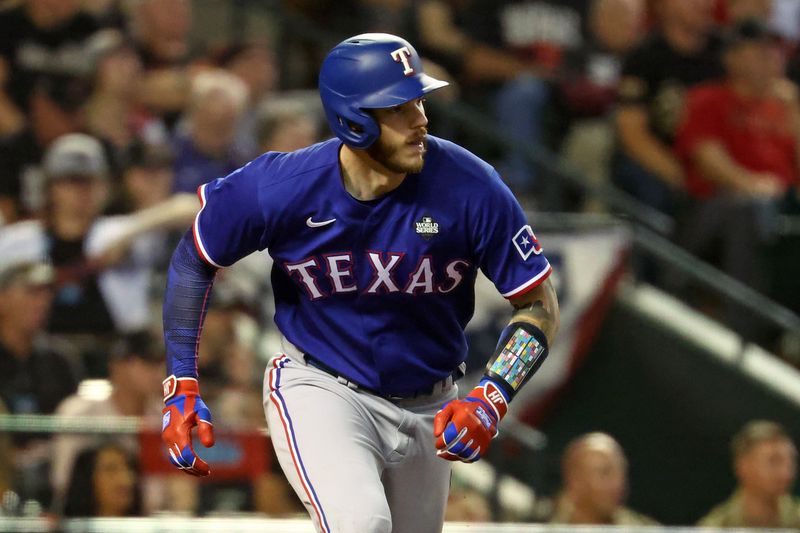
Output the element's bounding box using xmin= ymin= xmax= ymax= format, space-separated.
xmin=410 ymin=101 xmax=428 ymax=129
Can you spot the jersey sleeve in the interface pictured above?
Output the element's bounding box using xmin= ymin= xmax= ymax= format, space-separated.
xmin=474 ymin=174 xmax=552 ymax=299
xmin=192 ymin=155 xmax=273 ymax=268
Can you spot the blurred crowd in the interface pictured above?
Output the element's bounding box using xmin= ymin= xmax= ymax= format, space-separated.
xmin=0 ymin=0 xmax=798 ymax=525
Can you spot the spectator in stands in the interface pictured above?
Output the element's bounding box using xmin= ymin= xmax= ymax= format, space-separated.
xmin=558 ymin=0 xmax=647 ymax=210
xmin=699 ymin=420 xmax=799 ymax=528
xmin=412 ymin=1 xmax=582 ymax=190
xmin=728 ymin=0 xmax=774 ymax=23
xmin=51 ymin=331 xmax=162 ymax=508
xmin=0 ymin=76 xmax=91 ymax=224
xmin=549 ymin=432 xmax=657 ymax=525
xmin=172 ymin=70 xmax=249 ymax=193
xmin=62 ymin=443 xmax=142 ymax=517
xmin=108 ymin=140 xmax=175 ymax=215
xmin=215 ymin=41 xmax=279 ymax=159
xmin=0 ymin=258 xmax=79 ymax=507
xmin=130 ymin=0 xmax=192 ymax=131
xmin=0 ymin=134 xmax=198 ymax=369
xmin=0 ymin=260 xmax=77 ymax=416
xmin=84 ymin=30 xmax=163 ymax=159
xmin=614 ymin=0 xmax=722 ymax=215
xmin=0 ymin=0 xmax=109 ymax=130
xmin=673 ymin=18 xmax=794 ymax=302
xmin=466 ymin=0 xmax=593 ymax=190
xmin=256 ymin=96 xmax=321 ymax=154
xmin=445 ymin=485 xmax=492 ymax=522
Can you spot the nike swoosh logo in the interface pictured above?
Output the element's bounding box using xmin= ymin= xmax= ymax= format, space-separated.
xmin=306 ymin=216 xmax=336 ymax=228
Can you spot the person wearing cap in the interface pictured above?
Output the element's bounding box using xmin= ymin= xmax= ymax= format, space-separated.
xmin=107 ymin=139 xmax=176 ymax=215
xmin=0 ymin=133 xmax=199 ymax=348
xmin=50 ymin=330 xmax=164 ymax=512
xmin=0 ymin=260 xmax=78 ymax=416
xmin=0 ymin=79 xmax=91 ymax=225
xmin=673 ymin=17 xmax=797 ymax=335
xmin=698 ymin=420 xmax=800 ymax=528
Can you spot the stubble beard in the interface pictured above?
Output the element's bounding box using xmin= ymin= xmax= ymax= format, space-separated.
xmin=367 ymin=134 xmax=427 ymax=174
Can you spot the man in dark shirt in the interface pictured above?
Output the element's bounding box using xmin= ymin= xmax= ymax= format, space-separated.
xmin=0 ymin=0 xmax=104 ymax=112
xmin=0 ymin=259 xmax=78 ymax=506
xmin=614 ymin=0 xmax=723 ymax=215
xmin=461 ymin=0 xmax=592 ymax=191
xmin=0 ymin=261 xmax=78 ymax=416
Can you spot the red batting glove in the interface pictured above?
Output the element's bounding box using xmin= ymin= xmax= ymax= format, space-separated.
xmin=433 ymin=378 xmax=509 ymax=462
xmin=161 ymin=375 xmax=215 ymax=476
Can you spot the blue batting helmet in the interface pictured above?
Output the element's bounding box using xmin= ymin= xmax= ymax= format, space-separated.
xmin=319 ymin=33 xmax=449 ymax=149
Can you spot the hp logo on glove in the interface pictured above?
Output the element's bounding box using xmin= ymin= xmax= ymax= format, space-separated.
xmin=390 ymin=46 xmax=414 ymax=76
xmin=488 ymin=389 xmax=505 ymax=405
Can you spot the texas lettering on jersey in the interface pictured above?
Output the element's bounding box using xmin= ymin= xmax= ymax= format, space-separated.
xmin=284 ymin=253 xmax=470 ymax=299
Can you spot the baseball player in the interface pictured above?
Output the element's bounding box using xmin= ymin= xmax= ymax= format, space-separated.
xmin=160 ymin=33 xmax=560 ymax=533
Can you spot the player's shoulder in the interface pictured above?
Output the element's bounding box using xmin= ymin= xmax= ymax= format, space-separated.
xmin=245 ymin=138 xmax=341 ymax=190
xmin=425 ymin=135 xmax=503 ymax=188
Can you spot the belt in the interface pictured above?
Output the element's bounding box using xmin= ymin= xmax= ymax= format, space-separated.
xmin=304 ymin=354 xmax=461 ymax=401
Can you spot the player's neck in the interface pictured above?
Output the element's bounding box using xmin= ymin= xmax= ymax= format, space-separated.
xmin=339 ymin=145 xmax=406 ymax=201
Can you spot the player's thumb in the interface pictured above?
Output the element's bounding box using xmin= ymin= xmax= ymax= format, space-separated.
xmin=198 ymin=420 xmax=215 ymax=448
xmin=433 ymin=403 xmax=454 ymax=437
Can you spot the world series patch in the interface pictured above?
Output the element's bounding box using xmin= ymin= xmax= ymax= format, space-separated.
xmin=489 ymin=329 xmax=545 ymax=391
xmin=415 ymin=214 xmax=439 ymax=240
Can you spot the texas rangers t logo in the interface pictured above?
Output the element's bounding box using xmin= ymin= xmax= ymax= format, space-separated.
xmin=390 ymin=46 xmax=414 ymax=76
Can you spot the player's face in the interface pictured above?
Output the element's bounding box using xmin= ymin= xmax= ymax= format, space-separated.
xmin=368 ymin=98 xmax=428 ymax=174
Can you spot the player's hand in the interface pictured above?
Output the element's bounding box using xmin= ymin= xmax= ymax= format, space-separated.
xmin=433 ymin=379 xmax=508 ymax=463
xmin=161 ymin=375 xmax=215 ymax=476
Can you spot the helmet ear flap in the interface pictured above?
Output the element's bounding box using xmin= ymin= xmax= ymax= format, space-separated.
xmin=327 ymin=104 xmax=381 ymax=149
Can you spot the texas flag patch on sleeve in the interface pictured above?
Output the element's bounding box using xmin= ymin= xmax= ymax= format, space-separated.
xmin=512 ymin=225 xmax=543 ymax=260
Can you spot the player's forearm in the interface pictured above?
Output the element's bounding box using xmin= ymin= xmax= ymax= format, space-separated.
xmin=508 ymin=277 xmax=560 ymax=345
xmin=163 ymin=230 xmax=217 ymax=378
xmin=478 ymin=277 xmax=559 ymax=402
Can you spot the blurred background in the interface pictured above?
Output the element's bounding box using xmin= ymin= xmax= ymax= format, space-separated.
xmin=0 ymin=0 xmax=798 ymax=530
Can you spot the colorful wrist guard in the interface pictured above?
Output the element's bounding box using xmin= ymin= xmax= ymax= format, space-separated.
xmin=485 ymin=322 xmax=549 ymax=399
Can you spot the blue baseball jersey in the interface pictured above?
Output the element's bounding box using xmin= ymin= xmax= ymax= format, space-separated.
xmin=193 ymin=136 xmax=551 ymax=396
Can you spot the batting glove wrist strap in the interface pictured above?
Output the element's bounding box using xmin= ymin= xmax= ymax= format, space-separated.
xmin=162 ymin=375 xmax=200 ymax=403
